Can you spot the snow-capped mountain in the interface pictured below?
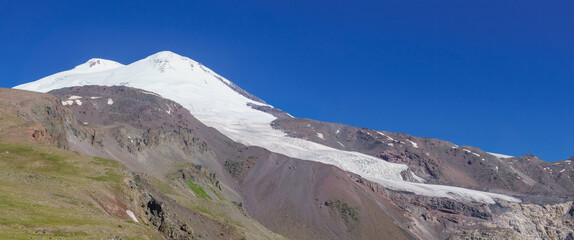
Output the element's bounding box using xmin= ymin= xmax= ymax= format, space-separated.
xmin=14 ymin=51 xmax=519 ymax=203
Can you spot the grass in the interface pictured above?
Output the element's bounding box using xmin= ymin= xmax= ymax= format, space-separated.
xmin=88 ymin=157 xmax=124 ymax=182
xmin=188 ymin=179 xmax=212 ymax=200
xmin=149 ymin=177 xmax=177 ymax=195
xmin=209 ymin=186 xmax=223 ymax=200
xmin=0 ymin=141 xmax=165 ymax=239
xmin=324 ymin=200 xmax=360 ymax=227
xmin=0 ymin=144 xmax=33 ymax=153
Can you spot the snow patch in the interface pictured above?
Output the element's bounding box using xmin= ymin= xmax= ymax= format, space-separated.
xmin=377 ymin=131 xmax=394 ymax=141
xmin=407 ymin=139 xmax=418 ymax=148
xmin=317 ymin=133 xmax=324 ymax=140
xmin=462 ymin=149 xmax=481 ymax=157
xmin=68 ymin=95 xmax=82 ymax=100
xmin=166 ymin=105 xmax=173 ymax=115
xmin=107 ymin=98 xmax=114 ymax=105
xmin=61 ymin=100 xmax=73 ymax=106
xmin=337 ymin=141 xmax=345 ymax=147
xmin=560 ymin=169 xmax=565 ymax=173
xmin=74 ymin=100 xmax=82 ymax=105
xmin=126 ymin=210 xmax=138 ymax=222
xmin=141 ymin=90 xmax=161 ymax=97
xmin=90 ymin=96 xmax=101 ymax=99
xmin=488 ymin=152 xmax=514 ymax=159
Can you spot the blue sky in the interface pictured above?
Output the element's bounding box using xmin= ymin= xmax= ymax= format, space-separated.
xmin=1 ymin=1 xmax=573 ymax=161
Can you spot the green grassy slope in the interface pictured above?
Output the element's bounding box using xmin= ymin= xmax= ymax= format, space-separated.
xmin=0 ymin=142 xmax=165 ymax=239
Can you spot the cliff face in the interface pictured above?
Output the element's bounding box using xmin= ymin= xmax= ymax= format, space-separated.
xmin=0 ymin=88 xmax=71 ymax=148
xmin=49 ymin=86 xmax=216 ymax=179
xmin=343 ymin=173 xmax=574 ymax=239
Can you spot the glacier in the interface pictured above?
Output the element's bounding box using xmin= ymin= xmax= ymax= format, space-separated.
xmin=14 ymin=51 xmax=520 ymax=204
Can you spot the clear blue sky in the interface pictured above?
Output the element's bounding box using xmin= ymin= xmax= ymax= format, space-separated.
xmin=1 ymin=1 xmax=573 ymax=161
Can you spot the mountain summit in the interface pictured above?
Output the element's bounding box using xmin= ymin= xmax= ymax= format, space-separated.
xmin=14 ymin=51 xmax=521 ymax=204
xmin=144 ymin=50 xmax=199 ymax=73
xmin=73 ymin=58 xmax=124 ymax=73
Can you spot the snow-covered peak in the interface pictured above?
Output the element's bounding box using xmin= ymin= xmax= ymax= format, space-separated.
xmin=72 ymin=58 xmax=124 ymax=73
xmin=145 ymin=51 xmax=193 ymax=65
xmin=13 ymin=51 xmax=520 ymax=204
xmin=13 ymin=58 xmax=124 ymax=91
xmin=141 ymin=51 xmax=199 ymax=73
xmin=146 ymin=50 xmax=184 ymax=61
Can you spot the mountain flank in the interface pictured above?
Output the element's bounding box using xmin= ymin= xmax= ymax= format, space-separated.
xmin=7 ymin=51 xmax=574 ymax=239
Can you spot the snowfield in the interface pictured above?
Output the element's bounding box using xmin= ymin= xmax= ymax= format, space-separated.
xmin=488 ymin=152 xmax=514 ymax=159
xmin=14 ymin=51 xmax=520 ymax=204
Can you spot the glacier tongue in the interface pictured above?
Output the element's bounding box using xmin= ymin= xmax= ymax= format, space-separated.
xmin=14 ymin=51 xmax=520 ymax=204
